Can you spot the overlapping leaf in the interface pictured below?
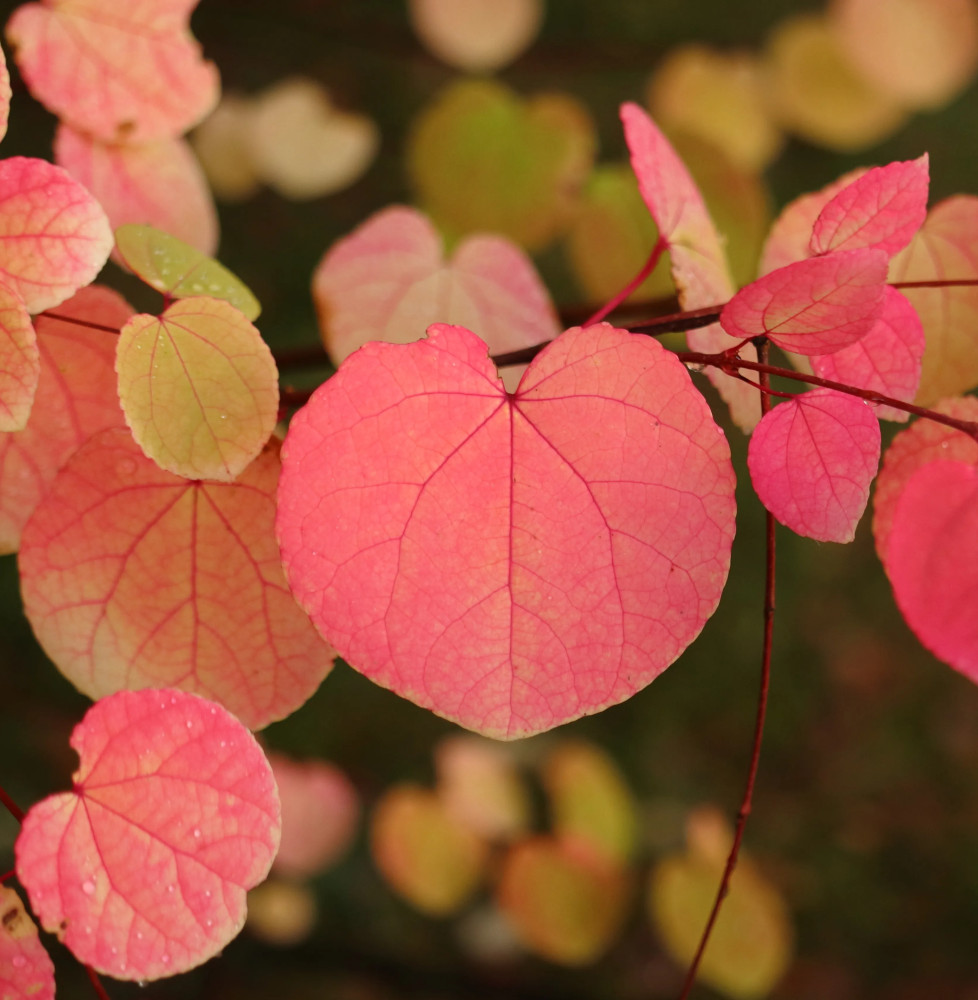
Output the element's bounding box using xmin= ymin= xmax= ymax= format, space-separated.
xmin=116 ymin=297 xmax=277 ymax=481
xmin=6 ymin=0 xmax=219 ymax=142
xmin=0 ymin=281 xmax=38 ymax=432
xmin=15 ymin=689 xmax=280 ymax=981
xmin=0 ymin=885 xmax=55 ymax=1000
xmin=19 ymin=429 xmax=334 ymax=729
xmin=748 ymin=388 xmax=881 ymax=543
xmin=0 ymin=40 xmax=10 ymax=143
xmin=277 ymin=322 xmax=736 ymax=738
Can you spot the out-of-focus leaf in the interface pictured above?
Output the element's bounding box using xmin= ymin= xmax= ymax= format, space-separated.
xmin=0 ymin=885 xmax=55 ymax=1000
xmin=190 ymin=95 xmax=262 ymax=202
xmin=246 ymin=881 xmax=317 ymax=947
xmin=0 ymin=40 xmax=10 ymax=143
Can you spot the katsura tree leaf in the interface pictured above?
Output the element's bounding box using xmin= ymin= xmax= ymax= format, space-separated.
xmin=0 ymin=282 xmax=38 ymax=432
xmin=810 ymin=156 xmax=929 ymax=256
xmin=871 ymin=396 xmax=978 ymax=563
xmin=268 ymin=753 xmax=359 ymax=879
xmin=0 ymin=885 xmax=55 ymax=1000
xmin=14 ymin=688 xmax=280 ymax=981
xmin=312 ymin=205 xmax=559 ymax=385
xmin=0 ymin=40 xmax=10 ymax=143
xmin=889 ymin=196 xmax=978 ymax=404
xmin=370 ymin=784 xmax=488 ymax=915
xmin=116 ymin=297 xmax=277 ymax=481
xmin=245 ymin=880 xmax=317 ymax=947
xmin=114 ymin=224 xmax=260 ymax=319
xmin=55 ymin=124 xmax=218 ymax=256
xmin=0 ymin=284 xmax=131 ymax=553
xmin=0 ymin=157 xmax=113 ymax=312
xmin=5 ymin=0 xmax=219 ymax=142
xmin=19 ymin=429 xmax=334 ymax=729
xmin=811 ymin=286 xmax=924 ymax=422
xmin=886 ymin=460 xmax=978 ymax=681
xmin=720 ymin=248 xmax=888 ymax=356
xmin=277 ymin=322 xmax=736 ymax=739
xmin=408 ymin=78 xmax=595 ymax=251
xmin=620 ymin=102 xmax=759 ymax=431
xmin=496 ymin=837 xmax=628 ymax=966
xmin=747 ymin=388 xmax=881 ymax=543
xmin=190 ymin=94 xmax=262 ymax=202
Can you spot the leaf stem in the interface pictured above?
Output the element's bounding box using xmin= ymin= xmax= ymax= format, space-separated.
xmin=85 ymin=964 xmax=113 ymax=1000
xmin=0 ymin=869 xmax=14 ymax=883
xmin=0 ymin=782 xmax=25 ymax=823
xmin=583 ymin=237 xmax=668 ymax=326
xmin=37 ymin=311 xmax=122 ymax=335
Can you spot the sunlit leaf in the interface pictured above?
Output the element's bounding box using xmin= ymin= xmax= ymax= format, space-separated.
xmin=116 ymin=297 xmax=277 ymax=481
xmin=408 ymin=78 xmax=595 ymax=251
xmin=55 ymin=124 xmax=218 ymax=256
xmin=277 ymin=323 xmax=736 ymax=739
xmin=370 ymin=784 xmax=487 ymax=916
xmin=0 ymin=284 xmax=130 ymax=554
xmin=14 ymin=689 xmax=280 ymax=981
xmin=6 ymin=0 xmax=219 ymax=142
xmin=747 ymin=388 xmax=880 ymax=543
xmin=0 ymin=885 xmax=55 ymax=1000
xmin=496 ymin=837 xmax=628 ymax=966
xmin=0 ymin=283 xmax=37 ymax=432
xmin=114 ymin=223 xmax=260 ymax=319
xmin=0 ymin=157 xmax=113 ymax=312
xmin=409 ymin=0 xmax=543 ymax=72
xmin=19 ymin=429 xmax=334 ymax=729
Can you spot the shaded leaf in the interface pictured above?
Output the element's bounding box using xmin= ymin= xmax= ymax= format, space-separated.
xmin=245 ymin=880 xmax=317 ymax=947
xmin=0 ymin=885 xmax=55 ymax=1000
xmin=116 ymin=296 xmax=277 ymax=481
xmin=0 ymin=282 xmax=37 ymax=432
xmin=19 ymin=429 xmax=334 ymax=729
xmin=190 ymin=94 xmax=262 ymax=202
xmin=277 ymin=322 xmax=736 ymax=738
xmin=747 ymin=388 xmax=880 ymax=542
xmin=14 ymin=688 xmax=280 ymax=981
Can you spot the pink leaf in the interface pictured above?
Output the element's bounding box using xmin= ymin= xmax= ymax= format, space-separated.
xmin=6 ymin=0 xmax=219 ymax=143
xmin=747 ymin=388 xmax=880 ymax=542
xmin=811 ymin=286 xmax=924 ymax=421
xmin=811 ymin=155 xmax=929 ymax=256
xmin=0 ymin=284 xmax=130 ymax=553
xmin=887 ymin=460 xmax=978 ymax=682
xmin=0 ymin=885 xmax=55 ymax=1000
xmin=0 ymin=282 xmax=38 ymax=432
xmin=20 ymin=429 xmax=334 ymax=729
xmin=277 ymin=322 xmax=736 ymax=739
xmin=14 ymin=688 xmax=280 ymax=981
xmin=55 ymin=124 xmax=218 ymax=256
xmin=312 ymin=205 xmax=558 ymax=390
xmin=721 ymin=248 xmax=887 ymax=356
xmin=0 ymin=157 xmax=113 ymax=312
xmin=619 ymin=102 xmax=759 ymax=430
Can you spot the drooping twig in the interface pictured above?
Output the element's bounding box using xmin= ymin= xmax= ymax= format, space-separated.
xmin=0 ymin=782 xmax=24 ymax=823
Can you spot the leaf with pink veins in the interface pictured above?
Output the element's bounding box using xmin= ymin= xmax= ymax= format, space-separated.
xmin=276 ymin=322 xmax=736 ymax=739
xmin=811 ymin=155 xmax=929 ymax=257
xmin=19 ymin=429 xmax=334 ymax=730
xmin=619 ymin=101 xmax=759 ymax=431
xmin=747 ymin=388 xmax=881 ymax=542
xmin=811 ymin=286 xmax=923 ymax=421
xmin=14 ymin=688 xmax=280 ymax=981
xmin=0 ymin=885 xmax=55 ymax=1000
xmin=6 ymin=0 xmax=219 ymax=143
xmin=0 ymin=157 xmax=113 ymax=312
xmin=55 ymin=124 xmax=218 ymax=256
xmin=887 ymin=460 xmax=978 ymax=683
xmin=0 ymin=284 xmax=131 ymax=554
xmin=720 ymin=248 xmax=888 ymax=356
xmin=0 ymin=282 xmax=38 ymax=432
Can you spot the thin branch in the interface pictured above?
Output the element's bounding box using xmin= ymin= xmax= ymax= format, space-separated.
xmin=0 ymin=869 xmax=14 ymax=883
xmin=37 ymin=311 xmax=122 ymax=335
xmin=84 ymin=965 xmax=112 ymax=1000
xmin=583 ymin=237 xmax=668 ymax=326
xmin=678 ymin=342 xmax=777 ymax=1000
xmin=0 ymin=783 xmax=25 ymax=823
xmin=892 ymin=278 xmax=978 ymax=290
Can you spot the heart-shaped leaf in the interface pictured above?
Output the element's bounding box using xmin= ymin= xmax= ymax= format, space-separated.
xmin=0 ymin=885 xmax=55 ymax=1000
xmin=15 ymin=688 xmax=280 ymax=981
xmin=277 ymin=322 xmax=736 ymax=738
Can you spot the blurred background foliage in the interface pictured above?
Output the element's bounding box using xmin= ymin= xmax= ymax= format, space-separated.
xmin=4 ymin=0 xmax=978 ymax=998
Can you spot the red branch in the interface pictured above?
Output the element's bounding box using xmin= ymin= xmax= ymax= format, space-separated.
xmin=583 ymin=237 xmax=668 ymax=326
xmin=0 ymin=869 xmax=14 ymax=883
xmin=0 ymin=783 xmax=25 ymax=823
xmin=37 ymin=311 xmax=122 ymax=335
xmin=85 ymin=965 xmax=113 ymax=1000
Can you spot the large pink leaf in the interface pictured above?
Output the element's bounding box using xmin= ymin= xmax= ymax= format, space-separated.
xmin=887 ymin=460 xmax=978 ymax=682
xmin=0 ymin=157 xmax=113 ymax=312
xmin=619 ymin=101 xmax=758 ymax=431
xmin=0 ymin=282 xmax=38 ymax=432
xmin=0 ymin=284 xmax=130 ymax=553
xmin=0 ymin=885 xmax=55 ymax=1000
xmin=747 ymin=388 xmax=880 ymax=542
xmin=811 ymin=286 xmax=923 ymax=421
xmin=6 ymin=0 xmax=219 ymax=142
xmin=15 ymin=688 xmax=280 ymax=981
xmin=720 ymin=249 xmax=888 ymax=356
xmin=312 ymin=205 xmax=558 ymax=389
xmin=277 ymin=322 xmax=736 ymax=739
xmin=55 ymin=124 xmax=218 ymax=255
xmin=20 ymin=429 xmax=334 ymax=729
xmin=871 ymin=396 xmax=978 ymax=563
xmin=810 ymin=156 xmax=929 ymax=256
xmin=0 ymin=41 xmax=10 ymax=143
